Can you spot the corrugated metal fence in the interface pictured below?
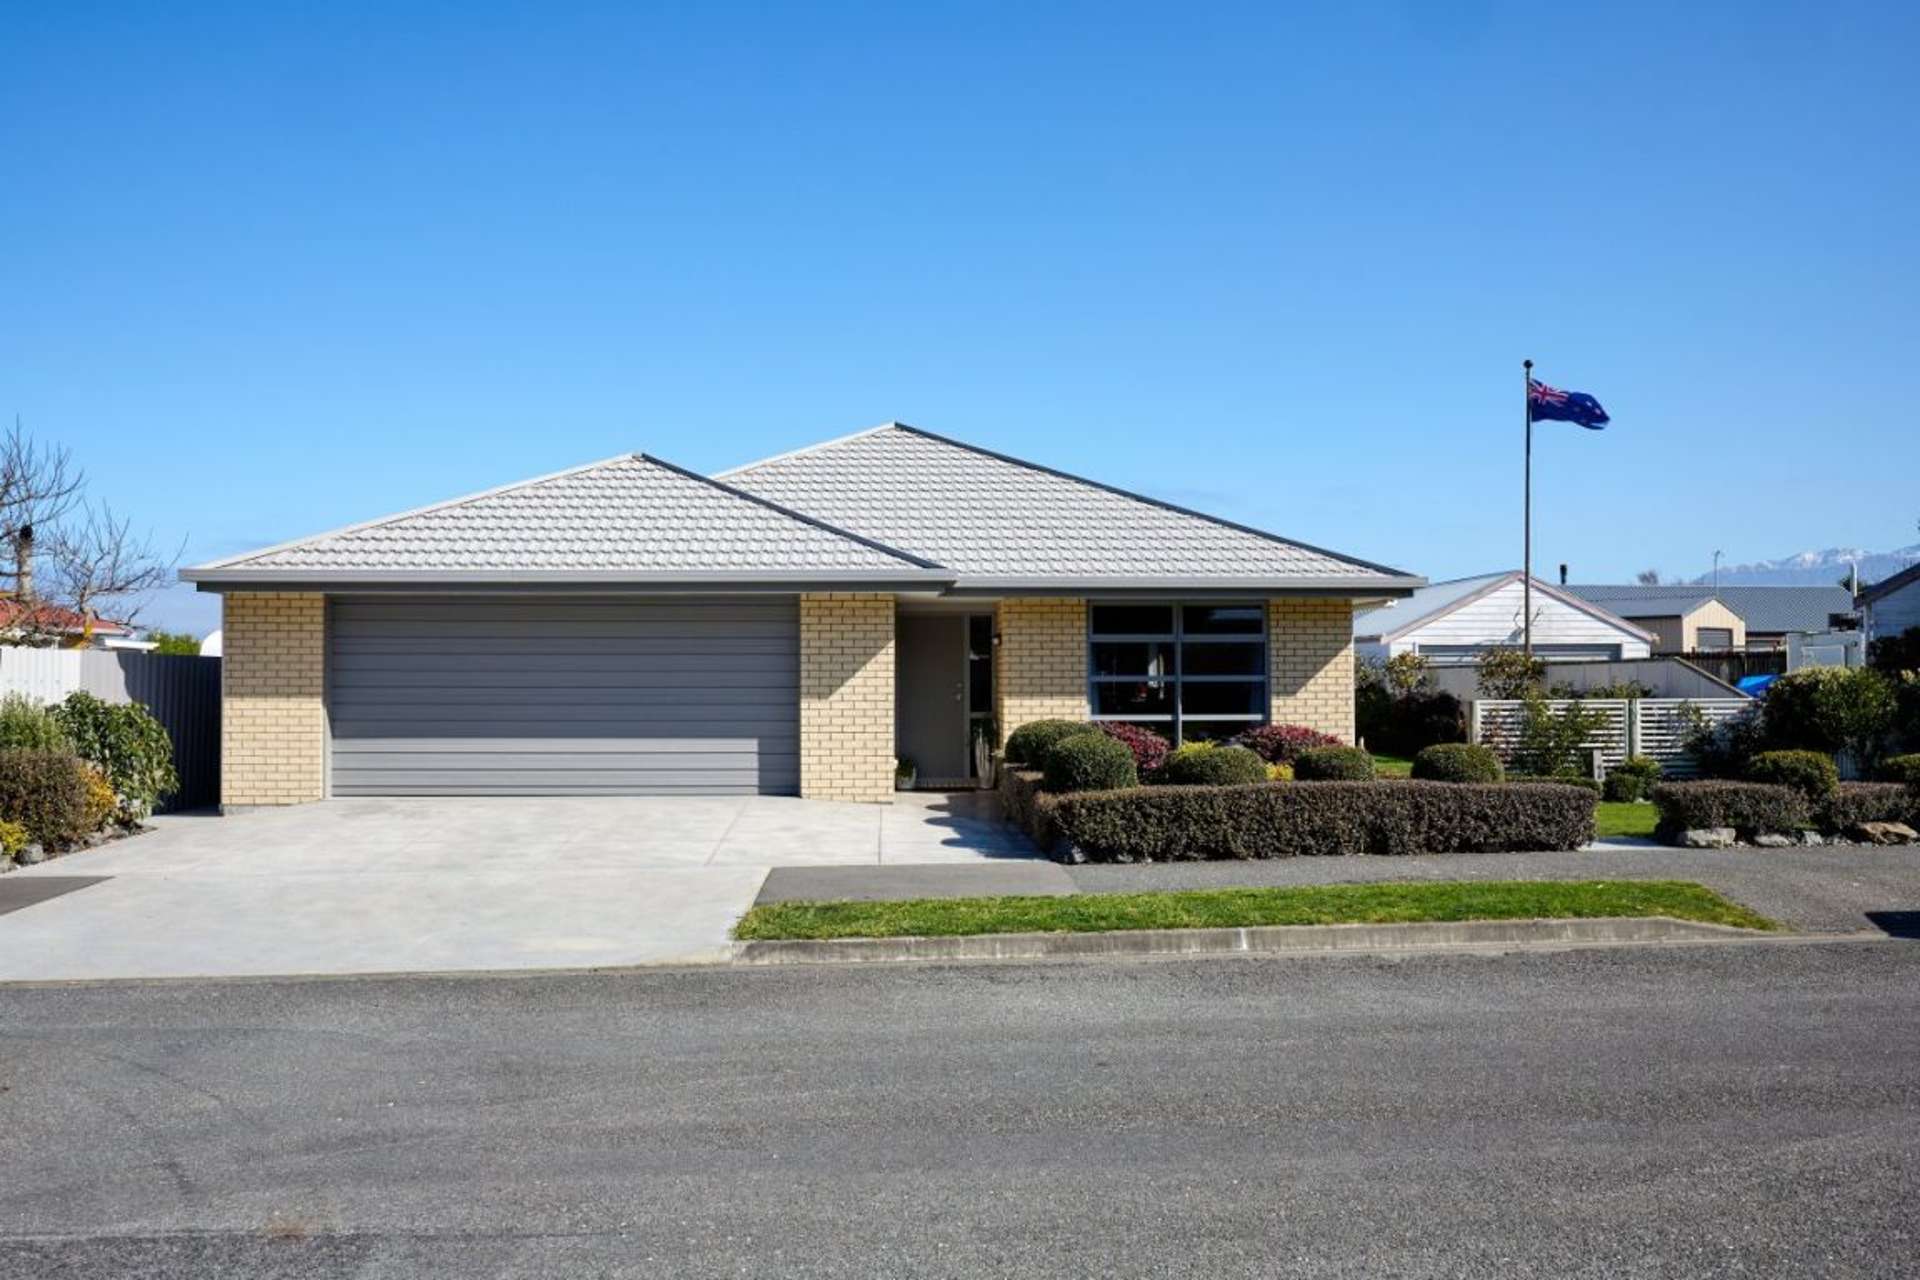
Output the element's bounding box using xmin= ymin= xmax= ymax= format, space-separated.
xmin=1471 ymin=697 xmax=1750 ymax=780
xmin=0 ymin=648 xmax=221 ymax=811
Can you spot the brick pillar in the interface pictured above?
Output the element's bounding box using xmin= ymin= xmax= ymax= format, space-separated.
xmin=993 ymin=597 xmax=1088 ymax=744
xmin=1268 ymin=598 xmax=1355 ymax=741
xmin=798 ymin=593 xmax=896 ymax=802
xmin=221 ymin=592 xmax=327 ymax=809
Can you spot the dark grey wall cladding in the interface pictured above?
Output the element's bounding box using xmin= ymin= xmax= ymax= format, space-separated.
xmin=327 ymin=596 xmax=799 ymax=796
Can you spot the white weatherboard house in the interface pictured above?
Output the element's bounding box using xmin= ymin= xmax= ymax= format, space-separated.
xmin=1353 ymin=571 xmax=1655 ymax=666
xmin=1859 ymin=561 xmax=1920 ymax=647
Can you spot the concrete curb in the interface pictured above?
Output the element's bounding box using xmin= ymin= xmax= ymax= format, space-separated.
xmin=729 ymin=916 xmax=1778 ymax=966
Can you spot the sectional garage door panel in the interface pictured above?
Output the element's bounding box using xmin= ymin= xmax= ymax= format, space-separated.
xmin=328 ymin=597 xmax=799 ymax=795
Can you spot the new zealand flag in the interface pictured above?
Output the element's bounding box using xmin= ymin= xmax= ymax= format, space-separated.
xmin=1528 ymin=379 xmax=1610 ymax=429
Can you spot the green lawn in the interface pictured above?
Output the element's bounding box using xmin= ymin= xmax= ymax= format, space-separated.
xmin=733 ymin=879 xmax=1774 ymax=941
xmin=1372 ymin=754 xmax=1414 ymax=778
xmin=1595 ymin=801 xmax=1660 ymax=839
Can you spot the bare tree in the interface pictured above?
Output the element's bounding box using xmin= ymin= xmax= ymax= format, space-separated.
xmin=1635 ymin=568 xmax=1661 ymax=585
xmin=0 ymin=422 xmax=175 ymax=645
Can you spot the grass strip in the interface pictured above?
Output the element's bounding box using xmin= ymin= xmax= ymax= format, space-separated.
xmin=1595 ymin=801 xmax=1660 ymax=838
xmin=734 ymin=878 xmax=1776 ymax=941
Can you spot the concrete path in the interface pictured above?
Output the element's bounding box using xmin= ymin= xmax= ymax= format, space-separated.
xmin=0 ymin=792 xmax=1037 ymax=981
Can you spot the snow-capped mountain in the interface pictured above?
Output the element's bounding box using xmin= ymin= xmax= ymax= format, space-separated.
xmin=1684 ymin=544 xmax=1920 ymax=587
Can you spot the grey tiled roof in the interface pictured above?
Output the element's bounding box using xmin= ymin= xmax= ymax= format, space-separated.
xmin=1567 ymin=584 xmax=1856 ymax=634
xmin=200 ymin=455 xmax=938 ymax=577
xmin=720 ymin=424 xmax=1417 ymax=587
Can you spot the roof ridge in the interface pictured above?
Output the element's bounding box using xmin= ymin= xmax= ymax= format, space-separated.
xmin=714 ymin=422 xmax=906 ymax=479
xmin=879 ymin=423 xmax=1419 ymax=581
xmin=635 ymin=453 xmax=948 ymax=572
xmin=188 ymin=454 xmax=645 ymax=572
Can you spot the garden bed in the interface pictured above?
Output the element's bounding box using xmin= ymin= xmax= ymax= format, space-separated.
xmin=1650 ymin=780 xmax=1919 ymax=846
xmin=1000 ymin=769 xmax=1597 ymax=862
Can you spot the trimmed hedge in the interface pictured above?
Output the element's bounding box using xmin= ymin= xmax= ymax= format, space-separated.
xmin=1048 ymin=779 xmax=1597 ymax=861
xmin=1745 ymin=750 xmax=1838 ymax=799
xmin=1004 ymin=719 xmax=1091 ymax=767
xmin=1411 ymin=743 xmax=1503 ymax=784
xmin=1602 ymin=756 xmax=1662 ymax=803
xmin=0 ymin=749 xmax=94 ymax=850
xmin=1509 ymin=775 xmax=1602 ymax=795
xmin=1041 ymin=732 xmax=1139 ymax=794
xmin=1235 ymin=724 xmax=1342 ymax=766
xmin=1651 ymin=782 xmax=1810 ymax=836
xmin=999 ymin=768 xmax=1065 ymax=854
xmin=1158 ymin=743 xmax=1270 ymax=787
xmin=1095 ymin=722 xmax=1171 ymax=779
xmin=1295 ymin=746 xmax=1375 ymax=781
xmin=1819 ymin=782 xmax=1919 ymax=831
xmin=1878 ymin=754 xmax=1920 ymax=787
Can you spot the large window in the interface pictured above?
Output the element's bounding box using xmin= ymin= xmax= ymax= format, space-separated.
xmin=1087 ymin=603 xmax=1268 ymax=743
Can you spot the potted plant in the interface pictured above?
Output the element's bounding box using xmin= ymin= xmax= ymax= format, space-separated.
xmin=895 ymin=757 xmax=917 ymax=792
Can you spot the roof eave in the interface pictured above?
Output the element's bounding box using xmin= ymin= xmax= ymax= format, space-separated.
xmin=182 ymin=568 xmax=958 ymax=593
xmin=939 ymin=574 xmax=1426 ymax=599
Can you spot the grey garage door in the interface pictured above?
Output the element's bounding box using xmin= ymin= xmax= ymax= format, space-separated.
xmin=328 ymin=597 xmax=799 ymax=795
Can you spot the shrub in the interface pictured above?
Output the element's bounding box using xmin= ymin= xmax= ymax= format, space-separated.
xmin=0 ymin=818 xmax=25 ymax=859
xmin=1477 ymin=647 xmax=1546 ymax=699
xmin=1046 ymin=779 xmax=1597 ymax=862
xmin=1651 ymin=782 xmax=1810 ymax=837
xmin=1268 ymin=762 xmax=1294 ymax=782
xmin=1602 ymin=756 xmax=1662 ymax=803
xmin=1158 ymin=742 xmax=1270 ymax=787
xmin=1359 ymin=687 xmax=1467 ymax=758
xmin=1003 ymin=719 xmax=1092 ymax=767
xmin=78 ymin=765 xmax=117 ymax=831
xmin=1501 ymin=696 xmax=1611 ymax=779
xmin=1235 ymin=724 xmax=1342 ymax=766
xmin=1509 ymin=775 xmax=1602 ymax=794
xmin=0 ymin=694 xmax=72 ymax=754
xmin=999 ymin=767 xmax=1065 ymax=853
xmin=1411 ymin=743 xmax=1503 ymax=784
xmin=1761 ymin=667 xmax=1896 ymax=761
xmin=1867 ymin=625 xmax=1920 ymax=676
xmin=1877 ymin=753 xmax=1920 ymax=787
xmin=50 ymin=692 xmax=179 ymax=821
xmin=1683 ymin=705 xmax=1768 ymax=778
xmin=1745 ymin=749 xmax=1839 ymax=799
xmin=1818 ymin=782 xmax=1919 ymax=832
xmin=0 ymin=749 xmax=94 ymax=850
xmin=1094 ymin=722 xmax=1170 ymax=779
xmin=1295 ymin=746 xmax=1375 ymax=781
xmin=1040 ymin=732 xmax=1138 ymax=794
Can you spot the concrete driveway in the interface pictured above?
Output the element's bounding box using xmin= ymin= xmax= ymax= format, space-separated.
xmin=0 ymin=792 xmax=1036 ymax=982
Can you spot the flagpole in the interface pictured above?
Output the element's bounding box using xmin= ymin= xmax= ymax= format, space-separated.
xmin=1522 ymin=358 xmax=1534 ymax=661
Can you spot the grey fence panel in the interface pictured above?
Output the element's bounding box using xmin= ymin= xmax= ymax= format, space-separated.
xmin=107 ymin=653 xmax=222 ymax=812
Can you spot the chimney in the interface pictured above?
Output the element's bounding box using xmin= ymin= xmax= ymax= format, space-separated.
xmin=1558 ymin=563 xmax=1568 ymax=586
xmin=11 ymin=524 xmax=31 ymax=604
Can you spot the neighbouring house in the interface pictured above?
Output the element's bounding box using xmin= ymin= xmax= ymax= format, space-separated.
xmin=181 ymin=423 xmax=1423 ymax=808
xmin=1352 ymin=571 xmax=1654 ymax=666
xmin=0 ymin=599 xmax=139 ymax=650
xmin=1858 ymin=562 xmax=1920 ymax=648
xmin=1565 ymin=584 xmax=1856 ymax=655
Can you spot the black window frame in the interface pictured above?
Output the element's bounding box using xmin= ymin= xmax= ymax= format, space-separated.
xmin=1086 ymin=602 xmax=1269 ymax=744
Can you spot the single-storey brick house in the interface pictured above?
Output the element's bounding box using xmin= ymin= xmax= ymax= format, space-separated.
xmin=184 ymin=424 xmax=1422 ymax=807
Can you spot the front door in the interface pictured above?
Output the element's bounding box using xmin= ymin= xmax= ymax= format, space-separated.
xmin=896 ymin=614 xmax=969 ymax=786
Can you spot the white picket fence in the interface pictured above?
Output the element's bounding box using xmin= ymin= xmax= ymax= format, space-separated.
xmin=1470 ymin=697 xmax=1751 ymax=779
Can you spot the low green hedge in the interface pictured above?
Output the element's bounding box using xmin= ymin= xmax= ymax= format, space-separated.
xmin=1047 ymin=779 xmax=1596 ymax=862
xmin=1041 ymin=732 xmax=1138 ymax=794
xmin=1411 ymin=743 xmax=1503 ymax=783
xmin=1004 ymin=719 xmax=1091 ymax=767
xmin=1745 ymin=750 xmax=1838 ymax=799
xmin=999 ymin=768 xmax=1065 ymax=854
xmin=1878 ymin=754 xmax=1920 ymax=787
xmin=1509 ymin=774 xmax=1602 ymax=794
xmin=1820 ymin=782 xmax=1919 ymax=831
xmin=1294 ymin=746 xmax=1375 ymax=781
xmin=1651 ymin=782 xmax=1810 ymax=836
xmin=1602 ymin=756 xmax=1662 ymax=803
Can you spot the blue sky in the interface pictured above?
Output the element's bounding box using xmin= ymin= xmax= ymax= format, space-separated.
xmin=5 ymin=1 xmax=1916 ymax=634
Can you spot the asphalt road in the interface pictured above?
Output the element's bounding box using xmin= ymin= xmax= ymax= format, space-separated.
xmin=3 ymin=941 xmax=1917 ymax=1278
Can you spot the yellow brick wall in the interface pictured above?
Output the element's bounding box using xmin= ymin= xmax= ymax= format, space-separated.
xmin=798 ymin=593 xmax=896 ymax=802
xmin=222 ymin=592 xmax=327 ymax=808
xmin=994 ymin=597 xmax=1088 ymax=743
xmin=1268 ymin=598 xmax=1355 ymax=742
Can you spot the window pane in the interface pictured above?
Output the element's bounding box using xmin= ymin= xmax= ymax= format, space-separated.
xmin=1182 ymin=680 xmax=1266 ymax=716
xmin=1091 ymin=641 xmax=1174 ymax=677
xmin=1094 ymin=680 xmax=1173 ymax=717
xmin=1181 ymin=644 xmax=1265 ymax=677
xmin=1090 ymin=604 xmax=1173 ymax=636
xmin=968 ymin=615 xmax=994 ymax=658
xmin=1182 ymin=605 xmax=1264 ymax=635
xmin=1179 ymin=720 xmax=1248 ymax=743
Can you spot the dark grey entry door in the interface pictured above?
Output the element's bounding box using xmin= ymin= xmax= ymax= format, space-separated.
xmin=895 ymin=614 xmax=969 ymax=784
xmin=328 ymin=596 xmax=798 ymax=795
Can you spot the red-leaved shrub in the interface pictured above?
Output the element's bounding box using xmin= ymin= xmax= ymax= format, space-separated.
xmin=1236 ymin=724 xmax=1342 ymax=765
xmin=1095 ymin=722 xmax=1172 ymax=778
